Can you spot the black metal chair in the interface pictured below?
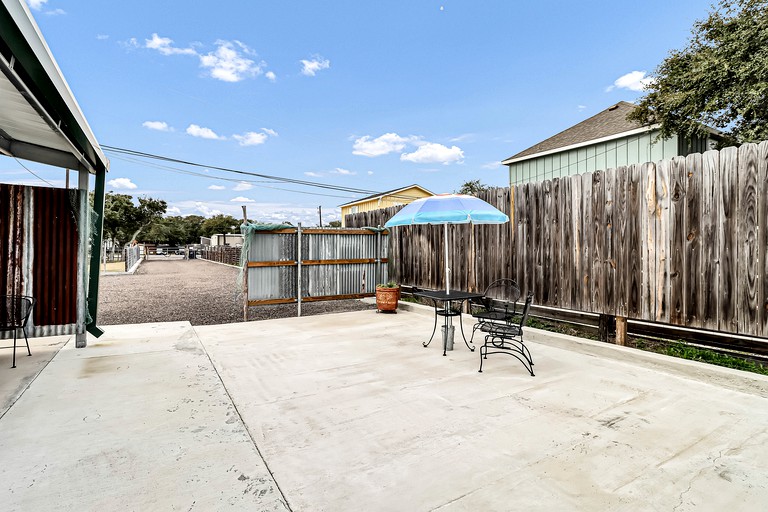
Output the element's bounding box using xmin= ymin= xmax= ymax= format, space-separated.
xmin=479 ymin=291 xmax=534 ymax=376
xmin=1 ymin=295 xmax=35 ymax=368
xmin=469 ymin=279 xmax=521 ymax=343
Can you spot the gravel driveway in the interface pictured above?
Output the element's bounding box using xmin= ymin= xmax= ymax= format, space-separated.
xmin=98 ymin=258 xmax=374 ymax=326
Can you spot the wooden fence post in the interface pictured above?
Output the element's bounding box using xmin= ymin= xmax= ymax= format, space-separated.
xmin=615 ymin=316 xmax=627 ymax=346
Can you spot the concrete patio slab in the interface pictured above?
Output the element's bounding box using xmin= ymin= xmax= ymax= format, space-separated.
xmin=1 ymin=307 xmax=766 ymax=511
xmin=0 ymin=334 xmax=69 ymax=417
xmin=0 ymin=322 xmax=287 ymax=511
xmin=196 ymin=309 xmax=768 ymax=512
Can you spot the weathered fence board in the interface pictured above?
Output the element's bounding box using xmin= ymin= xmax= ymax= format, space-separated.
xmin=719 ymin=147 xmax=739 ymax=333
xmin=627 ymin=164 xmax=642 ymax=319
xmin=760 ymin=143 xmax=768 ymax=337
xmin=551 ymin=178 xmax=561 ymax=307
xmin=344 ymin=141 xmax=768 ymax=341
xmin=655 ymin=158 xmax=671 ymax=324
xmin=667 ymin=157 xmax=684 ymax=325
xmin=700 ymin=149 xmax=720 ymax=330
xmin=614 ymin=166 xmax=629 ymax=317
xmin=739 ymin=143 xmax=759 ymax=334
xmin=685 ymin=152 xmax=702 ymax=328
xmin=604 ymin=169 xmax=616 ymax=316
xmin=641 ymin=162 xmax=656 ymax=321
xmin=591 ymin=171 xmax=604 ymax=313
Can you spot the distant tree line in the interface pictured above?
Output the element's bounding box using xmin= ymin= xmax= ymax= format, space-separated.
xmin=99 ymin=192 xmax=343 ymax=248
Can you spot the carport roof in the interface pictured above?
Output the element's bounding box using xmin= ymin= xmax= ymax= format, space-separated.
xmin=0 ymin=0 xmax=108 ymax=174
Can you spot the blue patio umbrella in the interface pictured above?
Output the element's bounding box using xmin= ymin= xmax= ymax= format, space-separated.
xmin=384 ymin=194 xmax=509 ymax=294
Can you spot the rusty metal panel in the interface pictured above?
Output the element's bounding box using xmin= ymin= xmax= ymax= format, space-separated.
xmin=1 ymin=184 xmax=24 ymax=296
xmin=0 ymin=184 xmax=78 ymax=338
xmin=245 ymin=228 xmax=389 ymax=303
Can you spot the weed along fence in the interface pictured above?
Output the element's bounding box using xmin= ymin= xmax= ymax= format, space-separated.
xmin=347 ymin=141 xmax=768 ymax=348
xmin=242 ymin=225 xmax=389 ymax=315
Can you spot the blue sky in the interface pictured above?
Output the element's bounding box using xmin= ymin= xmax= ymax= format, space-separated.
xmin=5 ymin=0 xmax=714 ymax=225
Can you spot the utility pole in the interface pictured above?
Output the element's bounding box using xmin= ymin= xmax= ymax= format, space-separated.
xmin=318 ymin=205 xmax=323 ymax=227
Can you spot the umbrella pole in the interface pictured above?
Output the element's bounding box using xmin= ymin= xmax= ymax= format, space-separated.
xmin=444 ymin=223 xmax=450 ymax=295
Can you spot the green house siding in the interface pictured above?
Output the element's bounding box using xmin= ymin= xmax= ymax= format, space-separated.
xmin=508 ymin=130 xmax=682 ymax=185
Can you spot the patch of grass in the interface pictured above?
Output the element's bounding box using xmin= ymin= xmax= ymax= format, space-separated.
xmin=526 ymin=316 xmax=768 ymax=376
xmin=661 ymin=341 xmax=768 ymax=375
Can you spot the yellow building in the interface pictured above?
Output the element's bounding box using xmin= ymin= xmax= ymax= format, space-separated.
xmin=339 ymin=184 xmax=433 ymax=227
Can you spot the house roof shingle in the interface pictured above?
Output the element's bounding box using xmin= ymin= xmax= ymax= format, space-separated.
xmin=503 ymin=102 xmax=645 ymax=163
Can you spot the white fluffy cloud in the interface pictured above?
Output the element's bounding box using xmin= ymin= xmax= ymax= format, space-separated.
xmin=353 ymin=132 xmax=464 ymax=165
xmin=401 ymin=143 xmax=464 ymax=165
xmin=186 ymin=124 xmax=224 ymax=140
xmin=607 ymin=71 xmax=652 ymax=92
xmin=304 ymin=171 xmax=323 ymax=178
xmin=208 ymin=185 xmax=226 ymax=190
xmin=233 ymin=132 xmax=267 ymax=146
xmin=26 ymin=0 xmax=46 ymax=10
xmin=166 ymin=206 xmax=181 ymax=215
xmin=145 ymin=33 xmax=196 ymax=56
xmin=265 ymin=71 xmax=276 ymax=82
xmin=300 ymin=56 xmax=330 ymax=76
xmin=142 ymin=120 xmax=172 ymax=132
xmin=200 ymin=41 xmax=264 ymax=82
xmin=108 ymin=177 xmax=137 ymax=190
xmin=233 ymin=182 xmax=253 ymax=191
xmin=142 ymin=35 xmax=271 ymax=83
xmin=331 ymin=168 xmax=356 ymax=176
xmin=231 ymin=196 xmax=255 ymax=203
xmin=233 ymin=128 xmax=277 ymax=146
xmin=194 ymin=202 xmax=222 ymax=217
xmin=352 ymin=133 xmax=416 ymax=157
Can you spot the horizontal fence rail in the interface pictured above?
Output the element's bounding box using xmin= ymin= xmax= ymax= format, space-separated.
xmin=244 ymin=227 xmax=389 ymax=308
xmin=346 ymin=141 xmax=768 ymax=343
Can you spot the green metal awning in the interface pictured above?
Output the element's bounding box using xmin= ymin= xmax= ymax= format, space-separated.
xmin=0 ymin=0 xmax=109 ymax=341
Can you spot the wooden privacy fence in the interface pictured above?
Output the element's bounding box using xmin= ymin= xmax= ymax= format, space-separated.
xmin=244 ymin=226 xmax=389 ymax=309
xmin=346 ymin=141 xmax=768 ymax=339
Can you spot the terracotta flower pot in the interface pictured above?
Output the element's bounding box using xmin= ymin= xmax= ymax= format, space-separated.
xmin=376 ymin=286 xmax=399 ymax=313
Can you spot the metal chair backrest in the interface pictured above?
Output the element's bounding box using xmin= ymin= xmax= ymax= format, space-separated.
xmin=481 ymin=279 xmax=521 ymax=315
xmin=0 ymin=295 xmax=35 ymax=330
xmin=517 ymin=292 xmax=534 ymax=329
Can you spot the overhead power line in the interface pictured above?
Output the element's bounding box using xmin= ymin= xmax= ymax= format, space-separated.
xmin=101 ymin=144 xmax=428 ymax=202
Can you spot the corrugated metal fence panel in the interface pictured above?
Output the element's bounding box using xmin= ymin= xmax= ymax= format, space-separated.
xmin=246 ymin=229 xmax=388 ymax=303
xmin=1 ymin=184 xmax=25 ymax=296
xmin=33 ymin=187 xmax=78 ymax=327
xmin=0 ymin=184 xmax=78 ymax=338
xmin=247 ymin=266 xmax=297 ymax=302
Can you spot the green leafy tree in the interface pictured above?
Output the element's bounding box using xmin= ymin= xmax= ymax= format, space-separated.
xmin=200 ymin=214 xmax=241 ymax=238
xmin=457 ymin=179 xmax=490 ymax=196
xmin=103 ymin=193 xmax=167 ymax=247
xmin=328 ymin=220 xmax=342 ymax=228
xmin=180 ymin=215 xmax=205 ymax=243
xmin=628 ymin=0 xmax=768 ymax=146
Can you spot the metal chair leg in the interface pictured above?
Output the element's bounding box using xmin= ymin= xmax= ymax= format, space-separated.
xmin=12 ymin=328 xmax=17 ymax=368
xmin=424 ymin=309 xmax=439 ymax=347
xmin=23 ymin=327 xmax=31 ymax=357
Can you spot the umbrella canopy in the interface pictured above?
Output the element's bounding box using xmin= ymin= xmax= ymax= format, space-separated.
xmin=384 ymin=194 xmax=509 ymax=226
xmin=384 ymin=194 xmax=509 ymax=293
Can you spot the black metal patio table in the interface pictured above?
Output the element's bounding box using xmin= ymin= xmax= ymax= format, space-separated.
xmin=414 ymin=289 xmax=485 ymax=356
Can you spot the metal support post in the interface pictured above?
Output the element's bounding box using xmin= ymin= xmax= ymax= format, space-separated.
xmin=297 ymin=223 xmax=302 ymax=317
